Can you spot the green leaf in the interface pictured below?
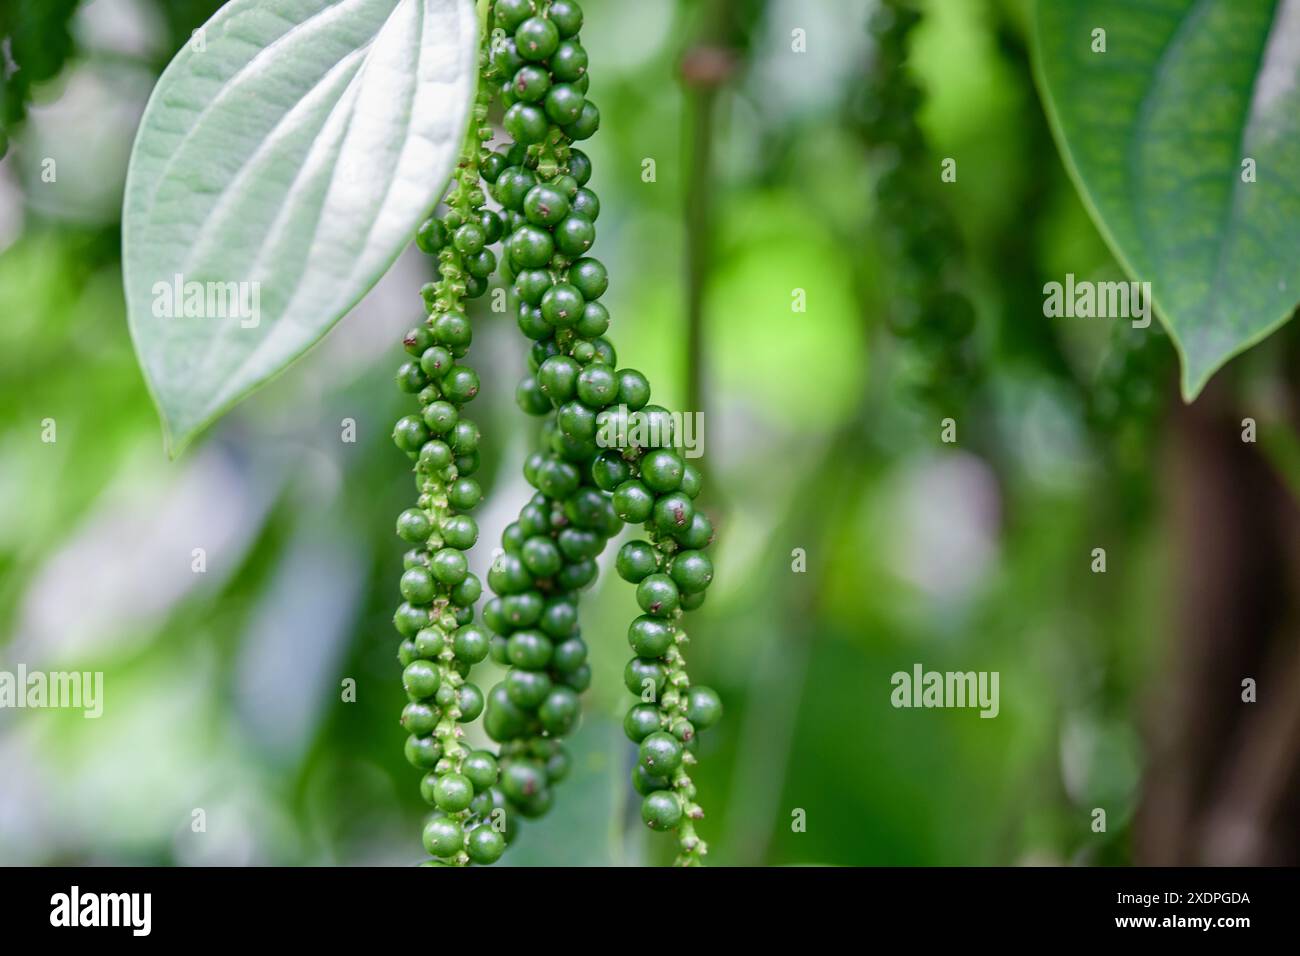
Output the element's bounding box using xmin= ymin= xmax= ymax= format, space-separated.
xmin=122 ymin=0 xmax=478 ymax=455
xmin=1034 ymin=0 xmax=1300 ymax=399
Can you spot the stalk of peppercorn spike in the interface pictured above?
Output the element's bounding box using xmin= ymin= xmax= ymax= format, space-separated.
xmin=854 ymin=0 xmax=978 ymax=412
xmin=476 ymin=0 xmax=617 ymax=829
xmin=391 ymin=29 xmax=508 ymax=867
xmin=480 ymin=0 xmax=723 ymax=865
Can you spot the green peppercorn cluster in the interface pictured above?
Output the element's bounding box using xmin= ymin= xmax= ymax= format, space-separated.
xmin=390 ymin=41 xmax=506 ymax=867
xmin=390 ymin=0 xmax=722 ymax=866
xmin=612 ymin=446 xmax=722 ymax=864
xmin=854 ymin=0 xmax=978 ymax=411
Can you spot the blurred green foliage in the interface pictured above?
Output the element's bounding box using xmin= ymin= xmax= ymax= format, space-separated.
xmin=0 ymin=0 xmax=1186 ymax=866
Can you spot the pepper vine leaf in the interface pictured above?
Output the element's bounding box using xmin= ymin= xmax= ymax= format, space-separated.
xmin=1034 ymin=0 xmax=1300 ymax=400
xmin=122 ymin=0 xmax=479 ymax=456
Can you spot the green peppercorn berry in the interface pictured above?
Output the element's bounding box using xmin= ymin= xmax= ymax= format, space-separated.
xmin=405 ymin=734 xmax=442 ymax=770
xmin=565 ymin=147 xmax=592 ymax=185
xmin=393 ymin=415 xmax=429 ymax=453
xmin=396 ymin=507 xmax=432 ymax=542
xmin=625 ymin=656 xmax=667 ymax=697
xmin=485 ymin=685 xmax=530 ymax=742
xmin=541 ymin=283 xmax=584 ymax=327
xmin=513 ymin=376 xmax=548 ymax=417
xmin=550 ymin=40 xmax=588 ymax=82
xmin=563 ymin=100 xmax=600 ymax=140
xmin=574 ymin=362 xmax=616 ymax=406
xmin=591 ymin=449 xmax=631 ymax=491
xmin=503 ymin=101 xmax=549 ymax=144
xmin=403 ymin=660 xmax=441 ymax=700
xmin=632 ymin=764 xmax=670 ymax=797
xmin=537 ymin=355 xmax=580 ymax=403
xmin=571 ymin=187 xmax=600 ymax=221
xmin=426 ymin=548 xmax=465 ymax=586
xmin=557 ymin=400 xmax=597 ymax=441
xmin=415 ymin=626 xmax=446 ymax=658
xmin=557 ymin=557 xmax=598 ymax=591
xmin=639 ymin=731 xmax=683 ymax=776
xmin=515 ymin=16 xmax=559 ymax=60
xmin=554 ymin=214 xmax=595 ymax=256
xmin=416 ymin=217 xmax=447 ymax=254
xmin=464 ymin=248 xmax=497 ymax=279
xmin=494 ymin=0 xmax=534 ymax=31
xmin=536 ymin=457 xmax=581 ymax=498
xmin=418 ymin=441 xmax=453 ymax=474
xmin=422 ymin=816 xmax=464 ymax=858
xmin=432 ymin=312 xmax=472 ymax=349
xmin=448 ymin=477 xmax=482 ymax=511
xmin=558 ymin=662 xmax=591 ymax=693
xmin=616 ymin=540 xmax=658 ymax=583
xmin=568 ymin=258 xmax=607 ymax=301
xmin=515 ymin=267 xmax=553 ymax=304
xmin=669 ymin=550 xmax=713 ymax=594
xmin=506 ymin=629 xmax=553 ymax=669
xmin=488 ymin=551 xmax=532 ymax=594
xmin=641 ymin=790 xmax=683 ymax=831
xmin=544 ymin=83 xmax=585 ymax=125
xmin=462 ymin=750 xmax=499 ymax=793
xmin=402 ymin=701 xmax=440 ymax=736
xmin=441 ymin=366 xmax=480 ymax=404
xmin=509 ymin=224 xmax=555 ymax=269
xmin=447 ymin=624 xmax=486 ymax=665
xmin=494 ymin=165 xmax=536 ymax=210
xmin=437 ymin=515 xmax=476 ymax=551
xmin=450 ymin=420 xmax=480 ymax=454
xmin=538 ymin=686 xmax=580 ymax=735
xmin=462 ymin=824 xmax=503 ymax=865
xmin=420 ymin=404 xmax=454 ymax=438
xmin=675 ymin=510 xmax=714 ymax=549
xmin=396 ymin=361 xmax=427 ymax=393
xmin=454 ymin=221 xmax=486 ymax=255
xmin=592 ymin=336 xmax=617 ymax=367
xmin=628 ymin=614 xmax=674 ymax=656
xmin=501 ymin=590 xmax=543 ymax=629
xmin=517 ymin=303 xmax=551 ymax=339
xmin=523 ymin=183 xmax=570 ymax=226
xmin=640 ymin=449 xmax=683 ymax=493
xmin=539 ymin=599 xmax=579 ymax=638
xmin=566 ymin=488 xmax=607 ymax=527
xmin=576 ymin=301 xmax=610 ymax=337
xmin=400 ymin=566 xmax=436 ymax=605
xmin=613 ymin=480 xmax=654 ymax=523
xmin=394 ymin=601 xmax=429 ymax=637
xmin=450 ymin=573 xmax=481 ymax=608
xmin=623 ymin=703 xmax=662 ymax=743
xmin=404 ymin=326 xmax=436 ymax=357
xmin=454 ymin=686 xmax=486 ymax=723
xmin=431 ymin=772 xmax=474 ymax=813
xmin=548 ymin=0 xmax=583 ymax=36
xmin=546 ymin=639 xmax=584 ymax=676
xmin=529 ymin=337 xmax=561 ymax=371
xmin=686 ymin=685 xmax=722 ymax=730
xmin=636 ymin=573 xmax=680 ymax=617
xmin=500 ymin=760 xmax=547 ymax=805
xmin=420 ymin=345 xmax=453 ymax=379
xmin=653 ymin=492 xmax=695 ymax=536
xmin=542 ymin=748 xmax=569 ymax=784
xmin=519 ymin=535 xmax=563 ymax=578
xmin=679 ymin=462 xmax=703 ymax=498
xmin=512 ymin=63 xmax=551 ymax=102
xmin=478 ymin=207 xmax=504 ymax=243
